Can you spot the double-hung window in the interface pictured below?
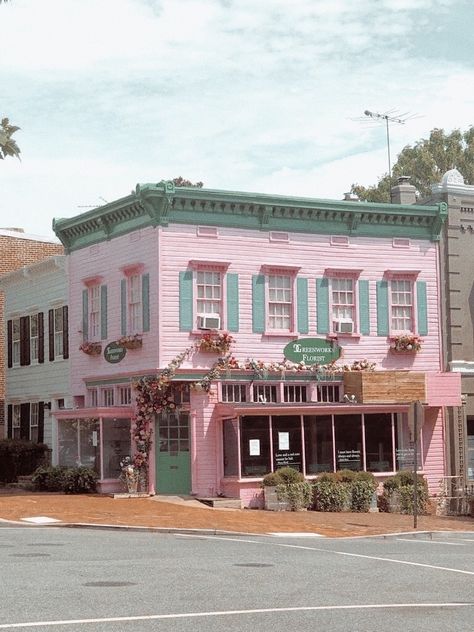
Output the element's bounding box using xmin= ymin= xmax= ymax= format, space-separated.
xmin=30 ymin=403 xmax=39 ymax=442
xmin=331 ymin=278 xmax=355 ymax=333
xmin=89 ymin=285 xmax=101 ymax=340
xmin=12 ymin=404 xmax=21 ymax=439
xmin=120 ymin=265 xmax=149 ymax=336
xmin=30 ymin=314 xmax=39 ymax=363
xmin=12 ymin=318 xmax=20 ymax=366
xmin=54 ymin=307 xmax=64 ymax=357
xmin=390 ymin=279 xmax=413 ymax=332
xmin=268 ymin=274 xmax=292 ymax=331
xmin=197 ymin=270 xmax=222 ymax=327
xmin=128 ymin=274 xmax=142 ymax=333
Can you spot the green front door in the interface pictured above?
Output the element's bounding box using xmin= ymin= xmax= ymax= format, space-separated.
xmin=156 ymin=411 xmax=191 ymax=495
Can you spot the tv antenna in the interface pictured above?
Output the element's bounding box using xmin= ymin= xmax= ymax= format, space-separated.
xmin=77 ymin=196 xmax=109 ymax=209
xmin=354 ymin=109 xmax=420 ymax=202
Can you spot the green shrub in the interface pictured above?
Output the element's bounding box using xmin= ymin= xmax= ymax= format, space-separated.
xmin=335 ymin=469 xmax=357 ymax=483
xmin=312 ymin=479 xmax=350 ymax=512
xmin=380 ymin=472 xmax=428 ymax=515
xmin=0 ymin=440 xmax=49 ymax=483
xmin=262 ymin=471 xmax=283 ymax=487
xmin=275 ymin=466 xmax=304 ymax=485
xmin=276 ymin=481 xmax=313 ymax=511
xmin=32 ymin=466 xmax=69 ymax=491
xmin=350 ymin=479 xmax=377 ymax=512
xmin=63 ymin=467 xmax=98 ymax=494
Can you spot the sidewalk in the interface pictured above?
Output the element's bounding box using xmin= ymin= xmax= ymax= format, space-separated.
xmin=0 ymin=490 xmax=472 ymax=537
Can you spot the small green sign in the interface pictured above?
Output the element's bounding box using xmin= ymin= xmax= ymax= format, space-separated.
xmin=104 ymin=342 xmax=127 ymax=364
xmin=283 ymin=338 xmax=341 ymax=365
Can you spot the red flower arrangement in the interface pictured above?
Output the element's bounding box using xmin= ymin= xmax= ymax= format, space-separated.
xmin=197 ymin=331 xmax=234 ymax=354
xmin=79 ymin=341 xmax=102 ymax=356
xmin=390 ymin=334 xmax=422 ymax=353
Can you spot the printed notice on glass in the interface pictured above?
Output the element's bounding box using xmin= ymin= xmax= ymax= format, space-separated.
xmin=92 ymin=431 xmax=98 ymax=447
xmin=249 ymin=439 xmax=260 ymax=456
xmin=278 ymin=432 xmax=290 ymax=451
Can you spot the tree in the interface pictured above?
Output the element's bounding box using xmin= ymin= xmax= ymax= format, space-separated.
xmin=172 ymin=177 xmax=203 ymax=188
xmin=0 ymin=118 xmax=20 ymax=160
xmin=351 ymin=127 xmax=474 ymax=202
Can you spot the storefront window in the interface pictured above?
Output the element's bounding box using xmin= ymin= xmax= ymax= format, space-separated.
xmin=58 ymin=418 xmax=100 ymax=472
xmin=102 ymin=418 xmax=131 ymax=479
xmin=365 ymin=413 xmax=393 ymax=472
xmin=223 ymin=419 xmax=239 ymax=476
xmin=241 ymin=416 xmax=271 ymax=477
xmin=467 ymin=418 xmax=474 ymax=481
xmin=335 ymin=414 xmax=362 ymax=471
xmin=304 ymin=415 xmax=334 ymax=474
xmin=395 ymin=413 xmax=422 ymax=470
xmin=272 ymin=415 xmax=302 ymax=471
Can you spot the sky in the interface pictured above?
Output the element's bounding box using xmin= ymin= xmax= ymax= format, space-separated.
xmin=1 ymin=0 xmax=473 ymax=239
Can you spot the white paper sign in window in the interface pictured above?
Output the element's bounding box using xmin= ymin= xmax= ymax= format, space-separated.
xmin=249 ymin=439 xmax=261 ymax=456
xmin=278 ymin=432 xmax=290 ymax=450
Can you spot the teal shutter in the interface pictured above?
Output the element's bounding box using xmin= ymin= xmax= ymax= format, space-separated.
xmin=226 ymin=273 xmax=239 ymax=333
xmin=316 ymin=278 xmax=329 ymax=334
xmin=121 ymin=279 xmax=127 ymax=336
xmin=376 ymin=280 xmax=389 ymax=336
xmin=100 ymin=285 xmax=108 ymax=340
xmin=297 ymin=277 xmax=309 ymax=334
xmin=416 ymin=281 xmax=428 ymax=336
xmin=252 ymin=274 xmax=265 ymax=333
xmin=142 ymin=273 xmax=150 ymax=332
xmin=179 ymin=270 xmax=193 ymax=332
xmin=82 ymin=289 xmax=88 ymax=341
xmin=358 ymin=280 xmax=370 ymax=335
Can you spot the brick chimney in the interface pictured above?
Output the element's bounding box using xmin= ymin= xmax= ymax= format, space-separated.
xmin=391 ymin=176 xmax=417 ymax=205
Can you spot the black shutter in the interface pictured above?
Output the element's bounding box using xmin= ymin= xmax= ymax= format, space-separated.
xmin=20 ymin=316 xmax=30 ymax=366
xmin=38 ymin=402 xmax=44 ymax=444
xmin=62 ymin=305 xmax=69 ymax=359
xmin=38 ymin=312 xmax=44 ymax=364
xmin=7 ymin=405 xmax=12 ymax=439
xmin=7 ymin=320 xmax=13 ymax=368
xmin=48 ymin=309 xmax=55 ymax=361
xmin=20 ymin=403 xmax=30 ymax=441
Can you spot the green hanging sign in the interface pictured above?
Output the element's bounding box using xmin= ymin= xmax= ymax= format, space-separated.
xmin=104 ymin=342 xmax=127 ymax=364
xmin=283 ymin=338 xmax=341 ymax=365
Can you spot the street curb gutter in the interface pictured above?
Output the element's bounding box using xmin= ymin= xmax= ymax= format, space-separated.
xmin=61 ymin=523 xmax=257 ymax=536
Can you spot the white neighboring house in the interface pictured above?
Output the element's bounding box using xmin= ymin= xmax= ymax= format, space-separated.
xmin=0 ymin=256 xmax=70 ymax=463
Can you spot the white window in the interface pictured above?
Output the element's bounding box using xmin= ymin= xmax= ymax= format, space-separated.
xmin=102 ymin=388 xmax=114 ymax=407
xmin=391 ymin=279 xmax=413 ymax=332
xmin=30 ymin=314 xmax=39 ymax=363
xmin=89 ymin=285 xmax=101 ymax=340
xmin=12 ymin=404 xmax=21 ymax=439
xmin=331 ymin=278 xmax=355 ymax=333
xmin=30 ymin=403 xmax=39 ymax=442
xmin=88 ymin=389 xmax=98 ymax=408
xmin=128 ymin=274 xmax=142 ymax=333
xmin=197 ymin=270 xmax=222 ymax=321
xmin=317 ymin=384 xmax=341 ymax=403
xmin=283 ymin=385 xmax=307 ymax=403
xmin=253 ymin=384 xmax=278 ymax=403
xmin=268 ymin=274 xmax=292 ymax=331
xmin=54 ymin=307 xmax=64 ymax=357
xmin=222 ymin=384 xmax=247 ymax=403
xmin=118 ymin=386 xmax=132 ymax=406
xmin=12 ymin=318 xmax=20 ymax=366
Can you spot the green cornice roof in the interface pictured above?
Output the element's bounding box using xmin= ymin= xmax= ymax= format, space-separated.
xmin=52 ymin=181 xmax=448 ymax=252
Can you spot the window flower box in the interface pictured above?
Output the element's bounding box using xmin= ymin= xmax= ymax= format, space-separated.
xmin=118 ymin=334 xmax=143 ymax=350
xmin=390 ymin=334 xmax=422 ymax=353
xmin=79 ymin=341 xmax=102 ymax=356
xmin=197 ymin=332 xmax=234 ymax=354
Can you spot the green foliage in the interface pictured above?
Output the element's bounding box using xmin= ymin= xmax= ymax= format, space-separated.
xmin=262 ymin=471 xmax=283 ymax=487
xmin=380 ymin=471 xmax=428 ymax=514
xmin=335 ymin=469 xmax=357 ymax=483
xmin=0 ymin=118 xmax=20 ymax=161
xmin=262 ymin=466 xmax=303 ymax=487
xmin=0 ymin=440 xmax=49 ymax=483
xmin=172 ymin=176 xmax=203 ymax=188
xmin=312 ymin=479 xmax=350 ymax=512
xmin=63 ymin=467 xmax=98 ymax=494
xmin=351 ymin=126 xmax=474 ymax=202
xmin=350 ymin=479 xmax=377 ymax=512
xmin=276 ymin=481 xmax=313 ymax=511
xmin=32 ymin=466 xmax=69 ymax=491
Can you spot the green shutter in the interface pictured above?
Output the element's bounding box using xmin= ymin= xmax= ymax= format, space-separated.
xmin=82 ymin=289 xmax=88 ymax=341
xmin=142 ymin=273 xmax=150 ymax=332
xmin=297 ymin=277 xmax=309 ymax=334
xmin=100 ymin=285 xmax=108 ymax=340
xmin=226 ymin=273 xmax=239 ymax=333
xmin=376 ymin=280 xmax=389 ymax=336
xmin=416 ymin=281 xmax=428 ymax=336
xmin=252 ymin=274 xmax=265 ymax=333
xmin=121 ymin=279 xmax=127 ymax=336
xmin=179 ymin=270 xmax=193 ymax=332
xmin=316 ymin=278 xmax=329 ymax=334
xmin=358 ymin=280 xmax=370 ymax=335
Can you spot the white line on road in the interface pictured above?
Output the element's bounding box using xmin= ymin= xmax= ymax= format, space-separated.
xmin=396 ymin=538 xmax=465 ymax=546
xmin=0 ymin=603 xmax=472 ymax=629
xmin=177 ymin=534 xmax=474 ymax=576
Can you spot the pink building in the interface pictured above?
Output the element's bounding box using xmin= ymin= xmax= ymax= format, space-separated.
xmin=52 ymin=181 xmax=460 ymax=505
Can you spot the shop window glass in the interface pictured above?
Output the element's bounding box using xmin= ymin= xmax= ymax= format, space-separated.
xmin=304 ymin=415 xmax=334 ymax=474
xmin=364 ymin=413 xmax=393 ymax=472
xmin=253 ymin=384 xmax=277 ymax=403
xmin=58 ymin=419 xmax=100 ymax=472
xmin=395 ymin=413 xmax=422 ymax=470
xmin=241 ymin=416 xmax=271 ymax=477
xmin=272 ymin=415 xmax=302 ymax=472
xmin=283 ymin=385 xmax=307 ymax=403
xmin=102 ymin=418 xmax=131 ymax=479
xmin=467 ymin=418 xmax=474 ymax=481
xmin=335 ymin=414 xmax=362 ymax=471
xmin=223 ymin=419 xmax=239 ymax=476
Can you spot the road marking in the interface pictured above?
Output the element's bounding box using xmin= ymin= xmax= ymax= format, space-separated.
xmin=268 ymin=532 xmax=325 ymax=537
xmin=177 ymin=534 xmax=474 ymax=576
xmin=0 ymin=603 xmax=472 ymax=629
xmin=396 ymin=538 xmax=465 ymax=546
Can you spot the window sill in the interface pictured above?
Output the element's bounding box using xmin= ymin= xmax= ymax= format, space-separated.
xmin=262 ymin=331 xmax=299 ymax=338
xmin=327 ymin=333 xmax=361 ymax=340
xmin=191 ymin=329 xmax=224 ymax=336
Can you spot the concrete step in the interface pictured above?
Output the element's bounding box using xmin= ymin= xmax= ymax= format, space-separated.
xmin=197 ymin=497 xmax=242 ymax=509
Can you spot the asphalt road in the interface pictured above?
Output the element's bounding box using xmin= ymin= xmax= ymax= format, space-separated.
xmin=0 ymin=526 xmax=473 ymax=631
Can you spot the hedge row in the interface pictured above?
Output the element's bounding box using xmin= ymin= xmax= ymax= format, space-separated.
xmin=31 ymin=466 xmax=98 ymax=494
xmin=0 ymin=440 xmax=49 ymax=483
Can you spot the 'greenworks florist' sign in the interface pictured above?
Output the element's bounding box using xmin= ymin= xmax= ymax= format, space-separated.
xmin=283 ymin=338 xmax=341 ymax=365
xmin=104 ymin=342 xmax=127 ymax=364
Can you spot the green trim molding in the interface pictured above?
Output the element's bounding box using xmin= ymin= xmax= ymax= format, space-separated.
xmin=52 ymin=181 xmax=448 ymax=252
